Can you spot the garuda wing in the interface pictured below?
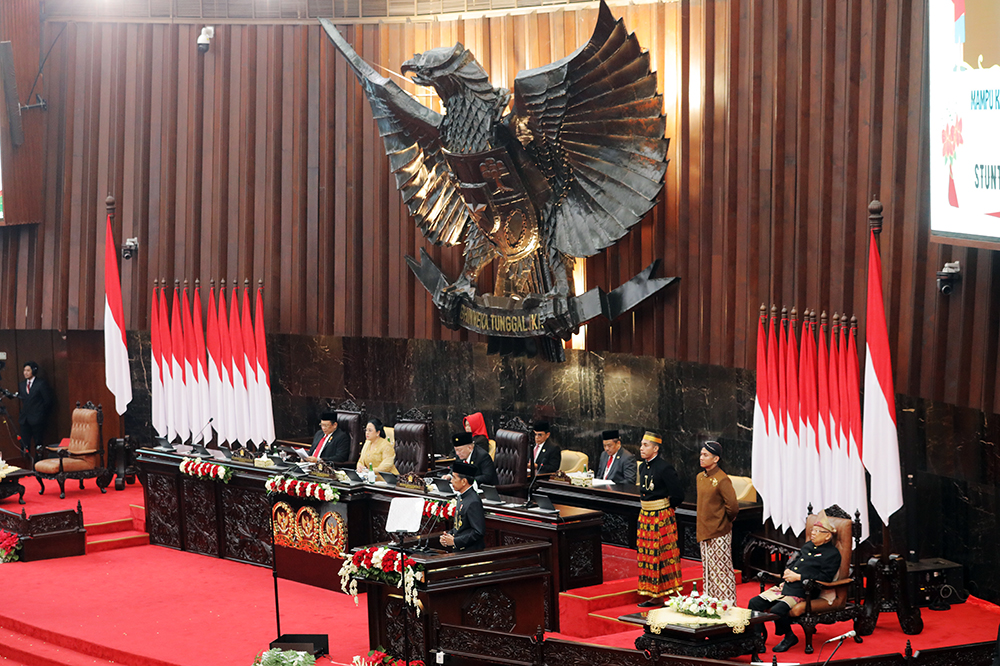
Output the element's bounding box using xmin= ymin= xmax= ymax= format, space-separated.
xmin=511 ymin=0 xmax=668 ymax=258
xmin=320 ymin=19 xmax=470 ymax=246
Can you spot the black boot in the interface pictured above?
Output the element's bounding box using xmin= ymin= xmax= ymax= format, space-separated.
xmin=637 ymin=597 xmax=662 ymax=608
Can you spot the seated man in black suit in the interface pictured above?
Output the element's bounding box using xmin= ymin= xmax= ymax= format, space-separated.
xmin=597 ymin=429 xmax=636 ymax=485
xmin=445 ymin=432 xmax=498 ymax=486
xmin=748 ymin=510 xmax=842 ymax=652
xmin=16 ymin=361 xmax=52 ymax=461
xmin=306 ymin=411 xmax=351 ymax=464
xmin=530 ymin=420 xmax=562 ymax=474
xmin=439 ymin=461 xmax=486 ymax=552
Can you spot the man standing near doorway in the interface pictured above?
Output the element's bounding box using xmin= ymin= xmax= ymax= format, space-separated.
xmin=17 ymin=361 xmax=52 ymax=461
xmin=636 ymin=430 xmax=684 ymax=607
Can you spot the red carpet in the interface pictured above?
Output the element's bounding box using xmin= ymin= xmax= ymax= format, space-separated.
xmin=0 ymin=474 xmax=143 ymax=526
xmin=0 ymin=545 xmax=370 ymax=666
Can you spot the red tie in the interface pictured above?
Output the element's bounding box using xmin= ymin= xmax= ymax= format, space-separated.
xmin=604 ymin=455 xmax=614 ymax=479
xmin=26 ymin=380 xmax=31 ymax=395
xmin=315 ymin=433 xmax=330 ymax=458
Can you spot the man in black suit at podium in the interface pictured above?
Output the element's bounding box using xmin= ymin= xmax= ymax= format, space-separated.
xmin=597 ymin=429 xmax=636 ymax=485
xmin=16 ymin=361 xmax=52 ymax=461
xmin=439 ymin=461 xmax=486 ymax=552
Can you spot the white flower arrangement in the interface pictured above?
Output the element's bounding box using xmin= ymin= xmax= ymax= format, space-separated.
xmin=664 ymin=586 xmax=733 ymax=619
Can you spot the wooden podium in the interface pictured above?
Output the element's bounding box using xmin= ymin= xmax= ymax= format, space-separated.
xmin=365 ymin=540 xmax=551 ymax=664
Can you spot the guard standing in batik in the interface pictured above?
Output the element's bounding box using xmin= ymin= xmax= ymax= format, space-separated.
xmin=636 ymin=431 xmax=685 ymax=607
xmin=696 ymin=440 xmax=739 ymax=602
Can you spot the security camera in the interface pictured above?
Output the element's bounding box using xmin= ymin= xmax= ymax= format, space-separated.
xmin=197 ymin=26 xmax=214 ymax=54
xmin=936 ymin=260 xmax=960 ymax=295
xmin=122 ymin=237 xmax=139 ymax=260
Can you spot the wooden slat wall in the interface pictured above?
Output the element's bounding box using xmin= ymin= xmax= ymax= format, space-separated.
xmin=1 ymin=1 xmax=998 ymax=415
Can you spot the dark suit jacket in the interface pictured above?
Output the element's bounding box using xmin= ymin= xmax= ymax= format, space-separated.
xmin=449 ymin=486 xmax=486 ymax=551
xmin=465 ymin=445 xmax=499 ymax=486
xmin=597 ymin=448 xmax=637 ymax=485
xmin=310 ymin=427 xmax=351 ymax=463
xmin=532 ymin=439 xmax=562 ymax=474
xmin=17 ymin=377 xmax=52 ymax=427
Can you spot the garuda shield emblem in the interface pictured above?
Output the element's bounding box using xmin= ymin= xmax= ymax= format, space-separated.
xmin=322 ymin=1 xmax=677 ymax=361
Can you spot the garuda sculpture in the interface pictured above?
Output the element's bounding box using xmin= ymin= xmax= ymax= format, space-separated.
xmin=321 ymin=1 xmax=676 ymax=361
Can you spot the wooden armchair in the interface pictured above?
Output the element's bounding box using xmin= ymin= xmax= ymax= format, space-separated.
xmin=323 ymin=399 xmax=367 ymax=465
xmin=493 ymin=416 xmax=531 ymax=496
xmin=757 ymin=505 xmax=868 ymax=654
xmin=34 ymin=402 xmax=113 ymax=499
xmin=392 ymin=407 xmax=434 ymax=476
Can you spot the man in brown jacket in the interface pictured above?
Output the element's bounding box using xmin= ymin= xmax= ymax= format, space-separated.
xmin=696 ymin=440 xmax=739 ymax=602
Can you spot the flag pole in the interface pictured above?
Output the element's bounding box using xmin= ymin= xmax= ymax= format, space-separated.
xmin=107 ymin=194 xmax=126 ymax=441
xmin=867 ymin=199 xmax=892 ymax=563
xmin=862 ymin=198 xmax=924 ymax=635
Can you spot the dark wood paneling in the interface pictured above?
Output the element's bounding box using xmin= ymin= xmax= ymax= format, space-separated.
xmin=2 ymin=2 xmax=999 ymax=416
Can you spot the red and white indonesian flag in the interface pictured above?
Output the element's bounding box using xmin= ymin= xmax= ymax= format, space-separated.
xmin=862 ymin=230 xmax=904 ymax=525
xmin=254 ymin=287 xmax=276 ymax=444
xmin=150 ymin=286 xmax=165 ymax=437
xmin=752 ymin=310 xmax=770 ymax=524
xmin=104 ymin=214 xmax=132 ymax=415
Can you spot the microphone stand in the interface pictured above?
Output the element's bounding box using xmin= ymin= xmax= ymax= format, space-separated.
xmin=187 ymin=418 xmax=215 ymax=458
xmin=391 ymin=530 xmax=417 ymax=665
xmin=521 ymin=461 xmax=541 ymax=509
xmin=821 ymin=635 xmax=848 ymax=666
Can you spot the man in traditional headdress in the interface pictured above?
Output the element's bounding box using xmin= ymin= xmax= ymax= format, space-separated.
xmin=696 ymin=440 xmax=739 ymax=602
xmin=636 ymin=431 xmax=685 ymax=607
xmin=597 ymin=429 xmax=636 ymax=485
xmin=748 ymin=510 xmax=842 ymax=652
xmin=439 ymin=460 xmax=486 ymax=552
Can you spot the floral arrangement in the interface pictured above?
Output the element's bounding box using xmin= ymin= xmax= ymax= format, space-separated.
xmin=266 ymin=475 xmax=340 ymax=503
xmin=252 ymin=648 xmax=316 ymax=666
xmin=339 ymin=546 xmax=422 ymax=614
xmin=664 ymin=587 xmax=733 ymax=619
xmin=422 ymin=498 xmax=456 ymax=523
xmin=942 ymin=116 xmax=963 ymax=166
xmin=353 ymin=649 xmax=424 ymax=666
xmin=179 ymin=457 xmax=233 ymax=483
xmin=0 ymin=529 xmax=21 ymax=563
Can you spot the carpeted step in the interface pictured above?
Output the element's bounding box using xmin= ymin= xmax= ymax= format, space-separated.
xmin=0 ymin=624 xmax=121 ymax=666
xmin=86 ymin=529 xmax=150 ymax=554
xmin=85 ymin=517 xmax=134 ymax=536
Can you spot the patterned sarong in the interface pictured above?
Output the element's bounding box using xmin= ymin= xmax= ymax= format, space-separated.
xmin=699 ymin=532 xmax=736 ymax=602
xmin=637 ymin=504 xmax=682 ymax=597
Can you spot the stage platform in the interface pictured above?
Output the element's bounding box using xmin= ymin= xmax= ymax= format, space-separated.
xmin=1 ymin=478 xmax=998 ymax=666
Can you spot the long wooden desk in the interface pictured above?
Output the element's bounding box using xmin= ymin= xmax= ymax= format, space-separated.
xmin=535 ymin=479 xmax=763 ymax=568
xmin=136 ymin=448 xmax=602 ymax=631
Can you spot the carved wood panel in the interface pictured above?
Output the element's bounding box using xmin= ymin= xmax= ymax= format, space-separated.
xmin=181 ymin=477 xmax=219 ymax=556
xmin=220 ymin=484 xmax=272 ymax=566
xmin=601 ymin=512 xmax=633 ymax=548
xmin=460 ymin=586 xmax=516 ymax=633
xmin=384 ymin=596 xmax=425 ymax=662
xmin=145 ymin=472 xmax=181 ymax=548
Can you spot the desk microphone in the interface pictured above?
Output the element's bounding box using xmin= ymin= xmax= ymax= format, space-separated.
xmin=188 ymin=418 xmax=214 ymax=457
xmin=522 ymin=460 xmax=541 ymax=509
xmin=825 ymin=630 xmax=856 ymax=643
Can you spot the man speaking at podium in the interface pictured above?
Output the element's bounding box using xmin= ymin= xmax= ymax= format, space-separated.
xmin=439 ymin=461 xmax=486 ymax=552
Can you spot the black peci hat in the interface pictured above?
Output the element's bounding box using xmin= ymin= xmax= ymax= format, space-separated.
xmin=602 ymin=429 xmax=620 ymax=440
xmin=452 ymin=432 xmax=474 ymax=446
